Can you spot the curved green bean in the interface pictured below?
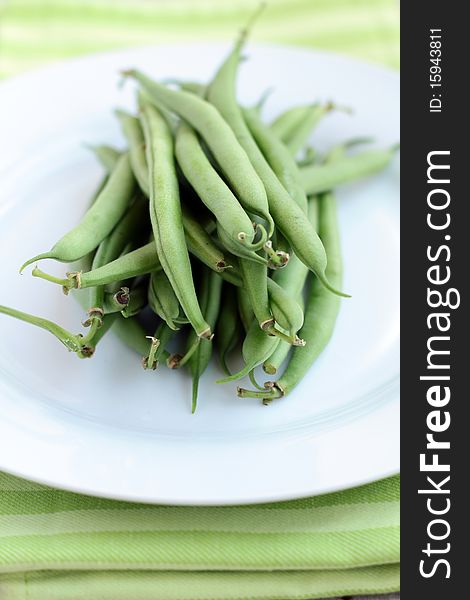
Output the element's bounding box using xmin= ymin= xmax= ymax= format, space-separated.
xmin=175 ymin=120 xmax=258 ymax=248
xmin=20 ymin=153 xmax=136 ymax=272
xmin=216 ymin=318 xmax=280 ymax=384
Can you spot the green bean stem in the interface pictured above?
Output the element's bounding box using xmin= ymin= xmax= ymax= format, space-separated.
xmin=0 ymin=305 xmax=92 ymax=357
xmin=143 ymin=321 xmax=174 ymax=370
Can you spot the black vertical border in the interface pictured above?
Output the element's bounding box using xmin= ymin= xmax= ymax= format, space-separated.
xmin=401 ymin=2 xmax=465 ymax=597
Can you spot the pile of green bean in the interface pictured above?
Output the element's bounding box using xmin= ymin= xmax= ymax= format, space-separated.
xmin=0 ymin=28 xmax=396 ymax=412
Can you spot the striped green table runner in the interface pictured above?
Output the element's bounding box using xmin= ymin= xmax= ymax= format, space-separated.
xmin=0 ymin=473 xmax=399 ymax=599
xmin=0 ymin=0 xmax=399 ymax=79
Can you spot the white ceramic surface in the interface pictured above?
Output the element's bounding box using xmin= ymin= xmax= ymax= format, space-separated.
xmin=0 ymin=43 xmax=399 ymax=504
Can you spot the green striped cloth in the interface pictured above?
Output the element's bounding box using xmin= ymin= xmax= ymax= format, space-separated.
xmin=0 ymin=473 xmax=399 ymax=599
xmin=0 ymin=0 xmax=399 ymax=79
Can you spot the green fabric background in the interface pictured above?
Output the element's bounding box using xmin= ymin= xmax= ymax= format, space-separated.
xmin=0 ymin=0 xmax=399 ymax=79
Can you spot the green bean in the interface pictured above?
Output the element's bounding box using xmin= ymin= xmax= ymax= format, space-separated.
xmin=113 ymin=316 xmax=151 ymax=357
xmin=284 ymin=103 xmax=334 ymax=156
xmin=148 ymin=269 xmax=186 ymax=330
xmin=267 ymin=278 xmax=304 ymax=344
xmin=243 ymin=106 xmax=308 ymax=213
xmin=299 ymin=147 xmax=396 ymax=196
xmin=20 ymin=153 xmax=136 ymax=272
xmin=176 ymin=81 xmax=206 ymax=96
xmin=270 ymin=104 xmax=317 ymax=142
xmin=272 ymin=198 xmax=318 ymax=293
xmin=216 ymin=318 xmax=280 ymax=384
xmin=182 ymin=204 xmax=229 ymax=272
xmin=115 ymin=110 xmax=149 ymax=196
xmin=114 ymin=110 xmax=229 ymax=272
xmin=123 ymin=73 xmax=274 ymax=234
xmin=263 ymin=199 xmax=319 ymax=372
xmin=216 ymin=283 xmax=243 ymax=375
xmin=238 ymin=191 xmax=343 ymax=402
xmin=139 ymin=97 xmax=211 ymax=339
xmin=323 ymin=137 xmax=375 ymax=164
xmin=296 ymin=147 xmax=316 ymax=168
xmin=113 ymin=111 xmax=230 ymax=273
xmin=82 ymin=195 xmax=148 ymax=329
xmin=32 ymin=242 xmax=161 ymax=291
xmin=237 ymin=285 xmax=254 ymax=333
xmin=186 ymin=268 xmax=223 ymax=413
xmin=35 ymin=220 xmax=229 ymax=293
xmin=89 ymin=144 xmax=121 ymax=171
xmin=239 ymin=259 xmax=273 ymax=332
xmin=207 ymin=32 xmax=345 ymax=298
xmin=87 ymin=313 xmax=118 ymax=351
xmin=73 ymin=276 xmax=118 ymax=352
xmin=0 ymin=305 xmax=93 ymax=357
xmin=175 ymin=120 xmax=259 ymax=249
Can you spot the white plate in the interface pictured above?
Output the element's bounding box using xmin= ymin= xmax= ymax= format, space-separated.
xmin=0 ymin=44 xmax=399 ymax=505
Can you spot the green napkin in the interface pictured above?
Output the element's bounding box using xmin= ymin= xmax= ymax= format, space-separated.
xmin=0 ymin=472 xmax=399 ymax=599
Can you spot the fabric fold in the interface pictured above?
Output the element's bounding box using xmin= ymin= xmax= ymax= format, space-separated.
xmin=0 ymin=472 xmax=399 ymax=599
